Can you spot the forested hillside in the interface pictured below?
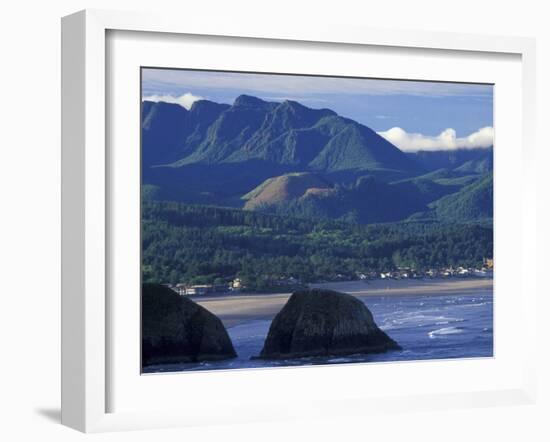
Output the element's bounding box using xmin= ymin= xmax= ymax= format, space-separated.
xmin=141 ymin=95 xmax=494 ymax=290
xmin=142 ymin=202 xmax=493 ymax=290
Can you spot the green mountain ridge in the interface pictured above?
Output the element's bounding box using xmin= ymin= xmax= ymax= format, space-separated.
xmin=243 ymin=173 xmax=430 ymax=224
xmin=407 ymin=172 xmax=493 ymax=222
xmin=141 ymin=95 xmax=493 ymax=225
xmin=431 ymin=172 xmax=493 ymax=222
xmin=141 ymin=95 xmax=424 ymax=198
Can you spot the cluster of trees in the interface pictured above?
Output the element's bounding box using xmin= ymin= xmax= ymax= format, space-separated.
xmin=142 ymin=202 xmax=493 ymax=291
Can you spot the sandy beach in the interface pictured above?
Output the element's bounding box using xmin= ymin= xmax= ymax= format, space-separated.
xmin=195 ymin=278 xmax=493 ymax=328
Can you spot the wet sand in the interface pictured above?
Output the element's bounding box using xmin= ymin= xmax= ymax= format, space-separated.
xmin=195 ymin=278 xmax=493 ymax=328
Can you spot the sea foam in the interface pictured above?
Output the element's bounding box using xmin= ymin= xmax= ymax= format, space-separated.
xmin=428 ymin=326 xmax=464 ymax=338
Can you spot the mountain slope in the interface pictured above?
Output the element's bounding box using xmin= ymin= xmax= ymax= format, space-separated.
xmin=141 ymin=100 xmax=230 ymax=167
xmin=430 ymin=172 xmax=493 ymax=222
xmin=407 ymin=147 xmax=493 ymax=172
xmin=142 ymin=95 xmax=423 ymax=196
xmin=173 ymin=95 xmax=278 ymax=166
xmin=453 ymin=154 xmax=493 ymax=174
xmin=390 ymin=168 xmax=483 ymax=204
xmin=245 ymin=174 xmax=428 ymax=224
xmin=242 ymin=172 xmax=333 ymax=210
xmin=405 ymin=172 xmax=493 ymax=223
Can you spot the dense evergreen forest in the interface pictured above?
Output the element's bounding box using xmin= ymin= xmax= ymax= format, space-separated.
xmin=142 ymin=201 xmax=493 ymax=291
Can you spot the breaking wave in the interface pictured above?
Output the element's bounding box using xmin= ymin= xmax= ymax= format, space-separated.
xmin=428 ymin=326 xmax=464 ymax=338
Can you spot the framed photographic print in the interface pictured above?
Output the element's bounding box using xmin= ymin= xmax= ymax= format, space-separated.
xmin=139 ymin=67 xmax=494 ymax=373
xmin=61 ymin=9 xmax=538 ymax=432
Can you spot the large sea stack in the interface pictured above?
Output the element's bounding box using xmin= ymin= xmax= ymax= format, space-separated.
xmin=258 ymin=289 xmax=400 ymax=359
xmin=142 ymin=283 xmax=237 ymax=366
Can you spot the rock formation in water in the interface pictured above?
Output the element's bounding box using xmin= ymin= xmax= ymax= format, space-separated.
xmin=142 ymin=283 xmax=237 ymax=366
xmin=258 ymin=289 xmax=401 ymax=359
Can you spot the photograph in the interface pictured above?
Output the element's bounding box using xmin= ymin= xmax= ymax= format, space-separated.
xmin=140 ymin=68 xmax=494 ymax=373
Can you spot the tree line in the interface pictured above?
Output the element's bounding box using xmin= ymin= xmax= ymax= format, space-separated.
xmin=142 ymin=201 xmax=493 ymax=290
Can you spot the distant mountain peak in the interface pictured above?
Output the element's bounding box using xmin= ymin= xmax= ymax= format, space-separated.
xmin=142 ymin=100 xmax=188 ymax=112
xmin=190 ymin=99 xmax=226 ymax=111
xmin=280 ymin=99 xmax=305 ymax=109
xmin=233 ymin=94 xmax=269 ymax=107
xmin=189 ymin=100 xmax=231 ymax=119
xmin=141 ymin=100 xmax=188 ymax=132
xmin=278 ymin=99 xmax=337 ymax=118
xmin=142 ymin=93 xmax=424 ymax=190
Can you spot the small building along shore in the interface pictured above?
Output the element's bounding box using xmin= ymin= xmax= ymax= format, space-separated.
xmin=167 ymin=283 xmax=233 ymax=296
xmin=163 ymin=258 xmax=494 ymax=296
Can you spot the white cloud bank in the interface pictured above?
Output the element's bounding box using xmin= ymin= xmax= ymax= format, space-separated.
xmin=378 ymin=126 xmax=494 ymax=152
xmin=143 ymin=93 xmax=203 ymax=110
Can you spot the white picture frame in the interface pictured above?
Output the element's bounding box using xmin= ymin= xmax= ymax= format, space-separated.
xmin=61 ymin=9 xmax=538 ymax=433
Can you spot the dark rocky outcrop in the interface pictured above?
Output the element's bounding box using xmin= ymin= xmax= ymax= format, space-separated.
xmin=142 ymin=283 xmax=236 ymax=366
xmin=258 ymin=289 xmax=400 ymax=359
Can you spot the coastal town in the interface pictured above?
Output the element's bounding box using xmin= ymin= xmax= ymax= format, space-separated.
xmin=166 ymin=258 xmax=494 ymax=296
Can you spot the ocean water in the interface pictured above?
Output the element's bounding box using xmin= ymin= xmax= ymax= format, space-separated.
xmin=144 ymin=291 xmax=493 ymax=373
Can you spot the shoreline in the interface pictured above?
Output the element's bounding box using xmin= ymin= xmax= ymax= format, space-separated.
xmin=310 ymin=277 xmax=492 ymax=296
xmin=195 ymin=277 xmax=493 ymax=328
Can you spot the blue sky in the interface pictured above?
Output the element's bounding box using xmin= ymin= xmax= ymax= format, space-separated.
xmin=142 ymin=68 xmax=494 ymax=151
